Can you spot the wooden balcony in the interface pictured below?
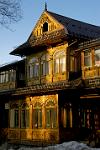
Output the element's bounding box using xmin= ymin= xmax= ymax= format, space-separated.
xmin=82 ymin=66 xmax=100 ymax=79
xmin=29 ymin=28 xmax=67 ymax=47
xmin=82 ymin=66 xmax=100 ymax=88
xmin=0 ymin=82 xmax=16 ymax=91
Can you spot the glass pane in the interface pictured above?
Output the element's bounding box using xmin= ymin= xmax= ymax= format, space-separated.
xmin=41 ymin=62 xmax=46 ymax=75
xmin=70 ymin=56 xmax=74 ymax=72
xmin=46 ymin=109 xmax=50 ymax=128
xmin=41 ymin=63 xmax=43 ymax=75
xmin=38 ymin=109 xmax=42 ymax=128
xmin=21 ymin=109 xmax=29 ymax=128
xmin=10 ymin=109 xmax=15 ymax=128
xmin=9 ymin=70 xmax=16 ymax=82
xmin=15 ymin=110 xmax=19 ymax=128
xmin=26 ymin=110 xmax=30 ymax=128
xmin=28 ymin=65 xmax=32 ymax=78
xmin=60 ymin=56 xmax=66 ymax=73
xmin=5 ymin=71 xmax=9 ymax=82
xmin=33 ymin=64 xmax=39 ymax=77
xmin=33 ymin=109 xmax=42 ymax=128
xmin=46 ymin=108 xmax=57 ymax=128
xmin=84 ymin=51 xmax=92 ymax=67
xmin=33 ymin=109 xmax=38 ymax=128
xmin=95 ymin=49 xmax=100 ymax=66
xmin=51 ymin=108 xmax=57 ymax=128
xmin=46 ymin=61 xmax=49 ymax=75
xmin=21 ymin=110 xmax=25 ymax=128
xmin=54 ymin=58 xmax=59 ymax=73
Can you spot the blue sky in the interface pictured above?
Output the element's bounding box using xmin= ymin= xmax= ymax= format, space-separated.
xmin=0 ymin=0 xmax=100 ymax=64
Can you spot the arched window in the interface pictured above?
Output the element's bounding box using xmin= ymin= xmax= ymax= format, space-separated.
xmin=43 ymin=22 xmax=48 ymax=32
xmin=84 ymin=50 xmax=92 ymax=67
xmin=21 ymin=103 xmax=30 ymax=128
xmin=28 ymin=57 xmax=39 ymax=78
xmin=95 ymin=48 xmax=100 ymax=66
xmin=10 ymin=104 xmax=19 ymax=128
xmin=54 ymin=51 xmax=66 ymax=74
xmin=33 ymin=102 xmax=42 ymax=128
xmin=45 ymin=100 xmax=57 ymax=128
xmin=41 ymin=54 xmax=51 ymax=76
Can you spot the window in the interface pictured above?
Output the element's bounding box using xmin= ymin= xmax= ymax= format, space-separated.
xmin=0 ymin=70 xmax=15 ymax=83
xmin=10 ymin=104 xmax=19 ymax=128
xmin=70 ymin=56 xmax=75 ymax=72
xmin=33 ymin=62 xmax=39 ymax=77
xmin=80 ymin=108 xmax=94 ymax=129
xmin=84 ymin=50 xmax=92 ymax=67
xmin=28 ymin=57 xmax=39 ymax=78
xmin=21 ymin=103 xmax=30 ymax=128
xmin=33 ymin=102 xmax=42 ymax=128
xmin=0 ymin=72 xmax=5 ymax=83
xmin=95 ymin=48 xmax=100 ymax=66
xmin=61 ymin=103 xmax=72 ymax=128
xmin=45 ymin=100 xmax=57 ymax=128
xmin=9 ymin=69 xmax=16 ymax=82
xmin=43 ymin=22 xmax=48 ymax=32
xmin=41 ymin=54 xmax=51 ymax=76
xmin=5 ymin=71 xmax=9 ymax=82
xmin=54 ymin=51 xmax=66 ymax=74
xmin=28 ymin=64 xmax=33 ymax=78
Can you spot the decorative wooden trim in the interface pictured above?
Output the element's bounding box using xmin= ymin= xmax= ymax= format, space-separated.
xmin=29 ymin=28 xmax=67 ymax=47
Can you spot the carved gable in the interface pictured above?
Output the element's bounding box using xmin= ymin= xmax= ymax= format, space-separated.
xmin=29 ymin=11 xmax=64 ymax=39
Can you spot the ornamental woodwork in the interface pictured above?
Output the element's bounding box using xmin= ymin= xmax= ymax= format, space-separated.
xmin=8 ymin=94 xmax=59 ymax=143
xmin=31 ymin=11 xmax=63 ymax=38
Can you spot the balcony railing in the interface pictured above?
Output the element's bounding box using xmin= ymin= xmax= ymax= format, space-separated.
xmin=82 ymin=66 xmax=100 ymax=87
xmin=83 ymin=66 xmax=100 ymax=79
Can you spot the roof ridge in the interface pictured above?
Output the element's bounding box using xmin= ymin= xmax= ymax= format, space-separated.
xmin=47 ymin=10 xmax=100 ymax=28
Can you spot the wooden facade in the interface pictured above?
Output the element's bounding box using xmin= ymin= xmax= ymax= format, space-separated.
xmin=0 ymin=9 xmax=100 ymax=145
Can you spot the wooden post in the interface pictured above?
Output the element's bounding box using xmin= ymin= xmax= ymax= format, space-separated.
xmin=81 ymin=51 xmax=84 ymax=79
xmin=70 ymin=107 xmax=72 ymax=128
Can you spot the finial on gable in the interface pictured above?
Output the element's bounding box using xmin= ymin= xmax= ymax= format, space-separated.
xmin=45 ymin=1 xmax=47 ymax=11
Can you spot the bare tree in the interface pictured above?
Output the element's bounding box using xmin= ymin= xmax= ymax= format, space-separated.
xmin=0 ymin=0 xmax=22 ymax=26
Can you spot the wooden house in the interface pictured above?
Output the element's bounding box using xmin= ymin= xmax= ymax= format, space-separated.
xmin=0 ymin=9 xmax=100 ymax=145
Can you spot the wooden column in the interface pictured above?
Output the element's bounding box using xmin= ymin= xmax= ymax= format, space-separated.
xmin=81 ymin=51 xmax=84 ymax=79
xmin=70 ymin=107 xmax=72 ymax=128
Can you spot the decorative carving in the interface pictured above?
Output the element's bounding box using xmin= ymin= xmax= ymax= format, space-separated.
xmin=29 ymin=28 xmax=67 ymax=47
xmin=20 ymin=130 xmax=32 ymax=140
xmin=8 ymin=130 xmax=20 ymax=139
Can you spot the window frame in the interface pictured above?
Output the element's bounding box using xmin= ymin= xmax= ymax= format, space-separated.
xmin=10 ymin=104 xmax=19 ymax=128
xmin=21 ymin=103 xmax=30 ymax=129
xmin=45 ymin=100 xmax=57 ymax=129
xmin=54 ymin=50 xmax=66 ymax=74
xmin=43 ymin=22 xmax=48 ymax=33
xmin=40 ymin=54 xmax=51 ymax=76
xmin=33 ymin=102 xmax=42 ymax=129
xmin=28 ymin=57 xmax=39 ymax=78
xmin=94 ymin=48 xmax=100 ymax=66
xmin=84 ymin=50 xmax=92 ymax=67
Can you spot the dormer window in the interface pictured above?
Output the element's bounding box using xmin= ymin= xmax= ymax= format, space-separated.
xmin=43 ymin=22 xmax=48 ymax=32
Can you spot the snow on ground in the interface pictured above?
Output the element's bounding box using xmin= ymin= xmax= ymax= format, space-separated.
xmin=0 ymin=141 xmax=100 ymax=150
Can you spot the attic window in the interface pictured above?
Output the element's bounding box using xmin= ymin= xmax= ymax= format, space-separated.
xmin=43 ymin=22 xmax=48 ymax=32
xmin=72 ymin=24 xmax=75 ymax=27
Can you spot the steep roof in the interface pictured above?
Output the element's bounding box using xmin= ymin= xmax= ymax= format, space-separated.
xmin=10 ymin=10 xmax=100 ymax=56
xmin=47 ymin=11 xmax=100 ymax=39
xmin=0 ymin=59 xmax=25 ymax=71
